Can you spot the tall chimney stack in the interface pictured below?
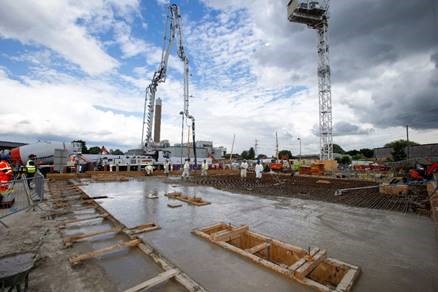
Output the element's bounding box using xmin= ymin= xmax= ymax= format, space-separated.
xmin=154 ymin=98 xmax=162 ymax=143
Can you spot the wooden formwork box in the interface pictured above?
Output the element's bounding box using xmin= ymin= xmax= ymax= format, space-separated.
xmin=193 ymin=223 xmax=360 ymax=292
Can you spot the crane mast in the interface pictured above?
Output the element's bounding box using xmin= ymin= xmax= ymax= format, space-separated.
xmin=287 ymin=0 xmax=333 ymax=160
xmin=141 ymin=4 xmax=194 ymax=157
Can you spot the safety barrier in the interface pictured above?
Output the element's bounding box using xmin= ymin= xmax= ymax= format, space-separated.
xmin=0 ymin=172 xmax=45 ymax=228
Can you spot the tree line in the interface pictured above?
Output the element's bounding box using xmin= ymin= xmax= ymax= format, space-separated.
xmin=72 ymin=140 xmax=124 ymax=155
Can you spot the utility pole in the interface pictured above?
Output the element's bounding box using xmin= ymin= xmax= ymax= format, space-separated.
xmin=297 ymin=137 xmax=302 ymax=162
xmin=406 ymin=125 xmax=410 ymax=160
xmin=229 ymin=134 xmax=236 ymax=164
xmin=255 ymin=139 xmax=258 ymax=159
xmin=275 ymin=132 xmax=279 ymax=160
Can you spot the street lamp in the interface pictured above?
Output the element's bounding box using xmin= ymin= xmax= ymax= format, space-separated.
xmin=297 ymin=137 xmax=302 ymax=162
xmin=179 ymin=111 xmax=184 ymax=166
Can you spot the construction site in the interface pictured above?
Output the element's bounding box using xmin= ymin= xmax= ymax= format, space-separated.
xmin=1 ymin=1 xmax=438 ymax=292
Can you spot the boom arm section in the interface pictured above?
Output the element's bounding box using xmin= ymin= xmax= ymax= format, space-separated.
xmin=141 ymin=4 xmax=191 ymax=150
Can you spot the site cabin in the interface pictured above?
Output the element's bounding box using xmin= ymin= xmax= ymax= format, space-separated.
xmin=193 ymin=223 xmax=360 ymax=292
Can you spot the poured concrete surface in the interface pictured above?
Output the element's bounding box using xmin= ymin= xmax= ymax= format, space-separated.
xmin=81 ymin=178 xmax=438 ymax=292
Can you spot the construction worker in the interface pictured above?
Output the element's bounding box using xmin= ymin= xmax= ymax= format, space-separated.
xmin=0 ymin=160 xmax=13 ymax=197
xmin=145 ymin=163 xmax=154 ymax=176
xmin=240 ymin=160 xmax=248 ymax=179
xmin=255 ymin=161 xmax=264 ymax=181
xmin=201 ymin=160 xmax=208 ymax=176
xmin=163 ymin=159 xmax=170 ymax=176
xmin=25 ymin=154 xmax=37 ymax=189
xmin=182 ymin=160 xmax=190 ymax=179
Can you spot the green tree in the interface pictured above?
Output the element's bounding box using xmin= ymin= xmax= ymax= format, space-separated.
xmin=241 ymin=150 xmax=249 ymax=160
xmin=278 ymin=150 xmax=292 ymax=159
xmin=88 ymin=146 xmax=101 ymax=154
xmin=346 ymin=149 xmax=360 ymax=156
xmin=340 ymin=156 xmax=352 ymax=165
xmin=384 ymin=140 xmax=419 ymax=161
xmin=333 ymin=144 xmax=345 ymax=154
xmin=248 ymin=147 xmax=255 ymax=160
xmin=110 ymin=149 xmax=124 ymax=155
xmin=352 ymin=154 xmax=363 ymax=161
xmin=359 ymin=148 xmax=374 ymax=158
xmin=72 ymin=139 xmax=88 ymax=154
xmin=384 ymin=139 xmax=419 ymax=148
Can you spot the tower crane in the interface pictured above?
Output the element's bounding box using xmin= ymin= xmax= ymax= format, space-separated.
xmin=287 ymin=0 xmax=333 ymax=160
xmin=141 ymin=4 xmax=197 ymax=165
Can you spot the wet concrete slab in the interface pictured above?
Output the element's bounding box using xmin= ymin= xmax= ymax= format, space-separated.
xmin=60 ymin=203 xmax=185 ymax=291
xmin=81 ymin=178 xmax=438 ymax=292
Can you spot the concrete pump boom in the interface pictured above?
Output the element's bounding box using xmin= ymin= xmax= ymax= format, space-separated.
xmin=141 ymin=4 xmax=194 ymax=156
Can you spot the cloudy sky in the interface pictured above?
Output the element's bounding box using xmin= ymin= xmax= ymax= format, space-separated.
xmin=0 ymin=0 xmax=437 ymax=155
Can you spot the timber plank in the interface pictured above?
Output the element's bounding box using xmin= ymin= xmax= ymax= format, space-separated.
xmin=211 ymin=225 xmax=249 ymax=241
xmin=125 ymin=223 xmax=160 ymax=235
xmin=124 ymin=269 xmax=179 ymax=292
xmin=63 ymin=228 xmax=121 ymax=247
xmin=245 ymin=242 xmax=270 ymax=254
xmin=335 ymin=268 xmax=360 ymax=292
xmin=294 ymin=249 xmax=327 ymax=279
xmin=69 ymin=239 xmax=140 ymax=265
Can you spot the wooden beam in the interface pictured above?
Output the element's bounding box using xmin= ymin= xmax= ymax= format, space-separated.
xmin=288 ymin=247 xmax=320 ymax=271
xmin=335 ymin=268 xmax=360 ymax=292
xmin=124 ymin=269 xmax=179 ymax=292
xmin=69 ymin=239 xmax=140 ymax=265
xmin=294 ymin=249 xmax=327 ymax=279
xmin=125 ymin=223 xmax=160 ymax=235
xmin=245 ymin=242 xmax=270 ymax=254
xmin=63 ymin=228 xmax=122 ymax=247
xmin=211 ymin=225 xmax=249 ymax=241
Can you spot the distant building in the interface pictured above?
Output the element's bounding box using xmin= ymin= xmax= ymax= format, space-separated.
xmin=374 ymin=143 xmax=438 ymax=162
xmin=212 ymin=146 xmax=226 ymax=160
xmin=163 ymin=144 xmax=208 ymax=159
xmin=127 ymin=140 xmax=226 ymax=161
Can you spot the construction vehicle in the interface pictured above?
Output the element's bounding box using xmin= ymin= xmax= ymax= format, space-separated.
xmin=140 ymin=4 xmax=197 ymax=166
xmin=408 ymin=162 xmax=438 ymax=181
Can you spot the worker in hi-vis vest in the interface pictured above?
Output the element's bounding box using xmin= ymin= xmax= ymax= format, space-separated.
xmin=25 ymin=154 xmax=37 ymax=189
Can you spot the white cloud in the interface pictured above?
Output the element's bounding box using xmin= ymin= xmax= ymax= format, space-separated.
xmin=0 ymin=0 xmax=121 ymax=75
xmin=0 ymin=69 xmax=143 ymax=147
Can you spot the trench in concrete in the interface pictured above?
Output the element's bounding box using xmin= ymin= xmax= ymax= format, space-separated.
xmin=78 ymin=177 xmax=438 ymax=292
